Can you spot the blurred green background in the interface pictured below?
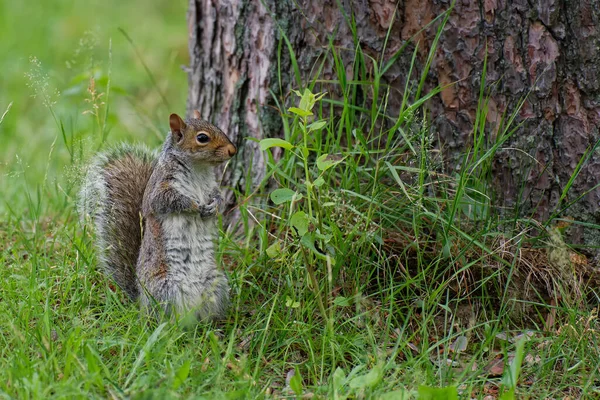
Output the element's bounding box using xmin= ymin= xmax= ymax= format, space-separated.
xmin=0 ymin=0 xmax=188 ymax=213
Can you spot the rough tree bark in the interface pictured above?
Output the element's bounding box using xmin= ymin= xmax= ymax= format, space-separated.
xmin=187 ymin=0 xmax=600 ymax=246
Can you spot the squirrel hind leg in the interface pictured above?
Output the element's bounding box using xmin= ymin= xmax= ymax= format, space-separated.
xmin=194 ymin=292 xmax=230 ymax=322
xmin=170 ymin=279 xmax=231 ymax=322
xmin=137 ymin=266 xmax=230 ymax=322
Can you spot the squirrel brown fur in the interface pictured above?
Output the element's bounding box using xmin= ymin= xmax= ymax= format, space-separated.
xmin=79 ymin=111 xmax=236 ymax=320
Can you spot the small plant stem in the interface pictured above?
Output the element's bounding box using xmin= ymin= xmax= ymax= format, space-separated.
xmin=301 ymin=248 xmax=328 ymax=323
xmin=300 ymin=121 xmax=314 ymax=220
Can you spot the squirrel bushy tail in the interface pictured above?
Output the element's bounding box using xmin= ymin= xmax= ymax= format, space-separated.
xmin=79 ymin=144 xmax=157 ymax=299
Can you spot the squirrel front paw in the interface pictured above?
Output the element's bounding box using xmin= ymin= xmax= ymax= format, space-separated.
xmin=199 ymin=190 xmax=223 ymax=218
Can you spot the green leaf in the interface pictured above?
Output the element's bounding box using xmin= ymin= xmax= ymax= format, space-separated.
xmin=317 ymin=154 xmax=345 ymax=171
xmin=288 ymin=106 xmax=313 ymax=117
xmin=300 ymin=233 xmax=319 ymax=253
xmin=173 ymin=360 xmax=191 ymax=390
xmin=300 ymin=233 xmax=336 ymax=265
xmin=315 ymin=231 xmax=333 ymax=242
xmin=225 ymin=390 xmax=248 ymax=400
xmin=270 ymin=188 xmax=297 ymax=204
xmin=333 ymin=296 xmax=351 ymax=307
xmin=417 ymin=385 xmax=458 ymax=400
xmin=298 ymin=88 xmax=311 ymax=111
xmin=290 ymin=211 xmax=309 ymax=236
xmin=379 ymin=390 xmax=409 ymax=400
xmin=266 ymin=241 xmax=280 ymax=258
xmin=259 ymin=138 xmax=294 ymax=151
xmin=332 ymin=367 xmax=347 ymax=400
xmin=314 ymin=177 xmax=325 ymax=187
xmin=289 ymin=369 xmax=303 ymax=396
xmin=332 ymin=367 xmax=346 ymax=389
xmin=314 ymin=91 xmax=328 ymax=102
xmin=308 ymin=120 xmax=327 ymax=131
xmin=500 ymin=337 xmax=526 ymax=399
xmin=348 ymin=365 xmax=382 ymax=389
xmin=285 ymin=296 xmax=300 ymax=308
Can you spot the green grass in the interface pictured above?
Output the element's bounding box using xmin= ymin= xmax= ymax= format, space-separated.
xmin=2 ymin=1 xmax=600 ymax=399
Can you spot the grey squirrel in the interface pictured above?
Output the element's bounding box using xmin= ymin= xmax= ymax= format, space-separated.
xmin=79 ymin=111 xmax=237 ymax=320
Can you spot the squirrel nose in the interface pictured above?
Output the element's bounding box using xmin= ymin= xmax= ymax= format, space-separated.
xmin=227 ymin=144 xmax=237 ymax=157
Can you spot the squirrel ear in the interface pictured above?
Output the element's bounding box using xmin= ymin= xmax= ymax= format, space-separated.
xmin=169 ymin=113 xmax=186 ymax=142
xmin=193 ymin=109 xmax=201 ymax=119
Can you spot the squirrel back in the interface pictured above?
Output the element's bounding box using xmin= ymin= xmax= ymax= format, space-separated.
xmin=79 ymin=144 xmax=157 ymax=299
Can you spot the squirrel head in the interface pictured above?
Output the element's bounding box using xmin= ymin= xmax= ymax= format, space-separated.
xmin=169 ymin=112 xmax=237 ymax=164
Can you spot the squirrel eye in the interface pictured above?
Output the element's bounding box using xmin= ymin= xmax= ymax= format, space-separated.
xmin=196 ymin=133 xmax=210 ymax=144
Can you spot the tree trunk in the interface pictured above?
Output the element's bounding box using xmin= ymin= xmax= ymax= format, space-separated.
xmin=187 ymin=0 xmax=600 ymax=246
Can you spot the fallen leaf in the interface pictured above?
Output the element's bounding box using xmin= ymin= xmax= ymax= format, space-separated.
xmin=285 ymin=369 xmax=295 ymax=388
xmin=449 ymin=335 xmax=468 ymax=353
xmin=512 ymin=331 xmax=535 ymax=342
xmin=485 ymin=357 xmax=505 ymax=377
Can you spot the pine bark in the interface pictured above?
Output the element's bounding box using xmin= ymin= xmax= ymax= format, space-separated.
xmin=187 ymin=0 xmax=600 ymax=245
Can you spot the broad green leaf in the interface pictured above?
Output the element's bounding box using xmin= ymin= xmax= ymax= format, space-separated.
xmin=314 ymin=177 xmax=325 ymax=187
xmin=288 ymin=106 xmax=313 ymax=117
xmin=285 ymin=296 xmax=300 ymax=308
xmin=173 ymin=360 xmax=191 ymax=389
xmin=289 ymin=369 xmax=303 ymax=396
xmin=290 ymin=211 xmax=309 ymax=236
xmin=332 ymin=367 xmax=346 ymax=389
xmin=308 ymin=120 xmax=327 ymax=131
xmin=500 ymin=337 xmax=526 ymax=399
xmin=317 ymin=153 xmax=345 ymax=171
xmin=417 ymin=385 xmax=458 ymax=400
xmin=259 ymin=138 xmax=294 ymax=151
xmin=315 ymin=231 xmax=333 ymax=242
xmin=299 ymin=88 xmax=311 ymax=111
xmin=333 ymin=296 xmax=351 ymax=307
xmin=266 ymin=241 xmax=281 ymax=258
xmin=379 ymin=390 xmax=410 ymax=400
xmin=300 ymin=233 xmax=319 ymax=253
xmin=348 ymin=365 xmax=382 ymax=389
xmin=225 ymin=390 xmax=248 ymax=400
xmin=300 ymin=233 xmax=336 ymax=265
xmin=270 ymin=188 xmax=297 ymax=204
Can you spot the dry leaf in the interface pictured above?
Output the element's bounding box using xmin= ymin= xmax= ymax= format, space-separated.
xmin=285 ymin=369 xmax=295 ymax=388
xmin=513 ymin=331 xmax=535 ymax=342
xmin=485 ymin=357 xmax=505 ymax=376
xmin=449 ymin=335 xmax=468 ymax=353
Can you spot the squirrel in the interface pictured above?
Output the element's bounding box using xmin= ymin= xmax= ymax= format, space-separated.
xmin=79 ymin=110 xmax=237 ymax=320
